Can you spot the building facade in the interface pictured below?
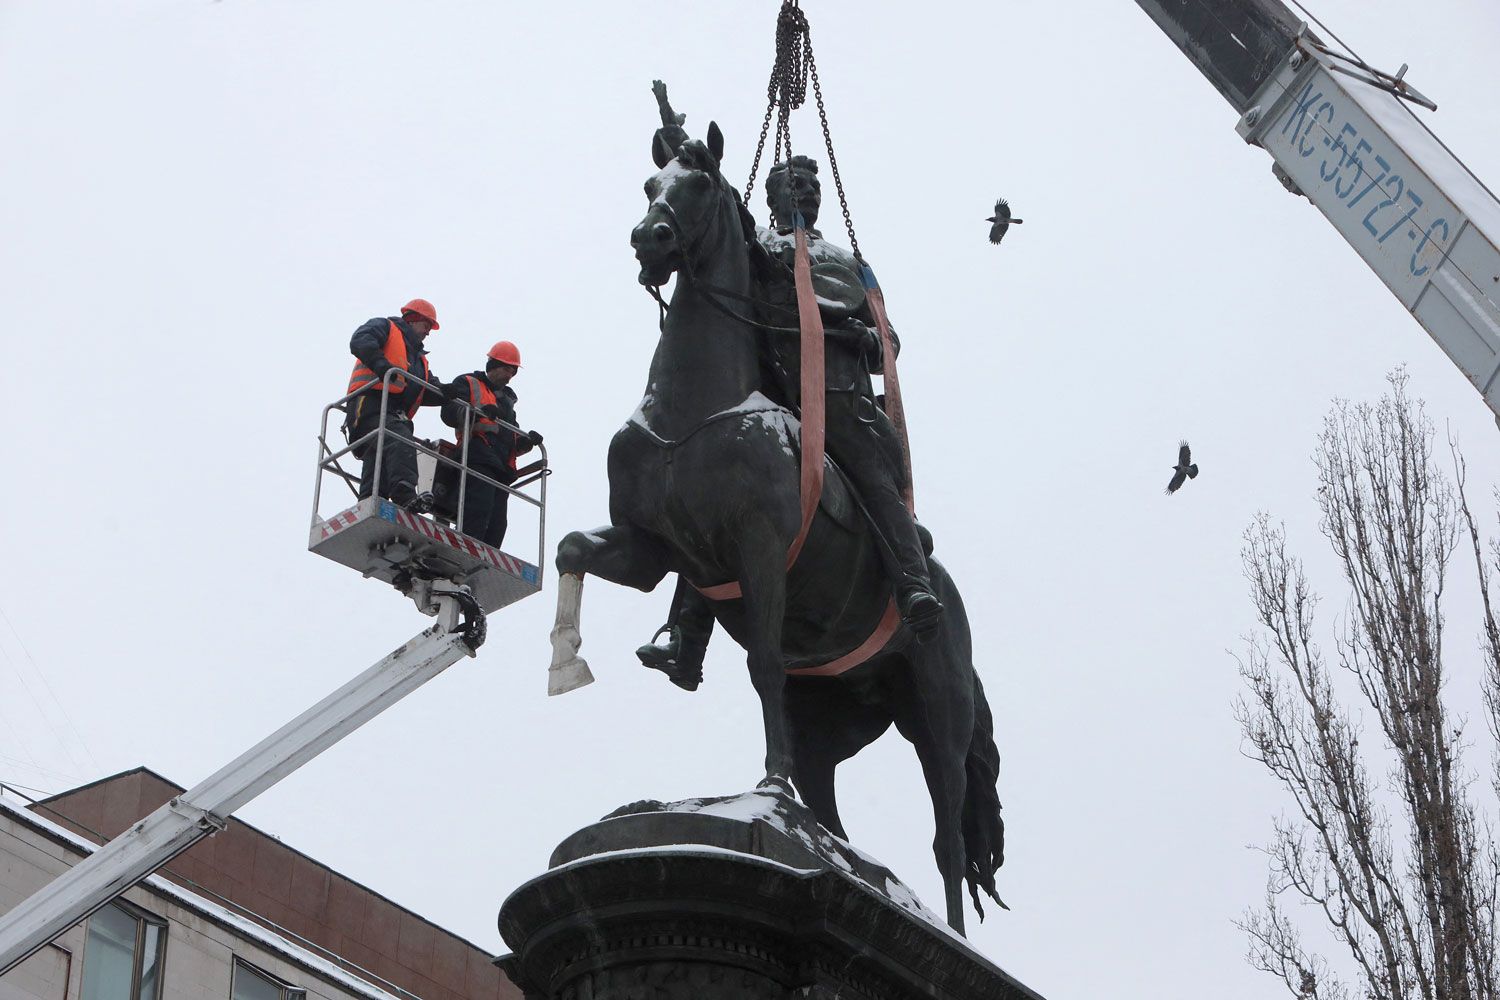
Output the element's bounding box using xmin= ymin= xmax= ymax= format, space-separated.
xmin=0 ymin=769 xmax=519 ymax=1000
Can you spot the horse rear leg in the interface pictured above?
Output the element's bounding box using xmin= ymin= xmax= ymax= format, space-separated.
xmin=788 ymin=683 xmax=893 ymax=839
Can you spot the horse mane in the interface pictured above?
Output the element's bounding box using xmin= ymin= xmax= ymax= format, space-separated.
xmin=719 ymin=182 xmax=778 ymax=288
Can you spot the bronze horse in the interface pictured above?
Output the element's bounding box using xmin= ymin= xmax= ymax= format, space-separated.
xmin=551 ymin=125 xmax=1005 ymax=933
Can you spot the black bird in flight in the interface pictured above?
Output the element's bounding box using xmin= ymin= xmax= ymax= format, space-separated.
xmin=986 ymin=198 xmax=1024 ymax=244
xmin=1165 ymin=441 xmax=1199 ymax=495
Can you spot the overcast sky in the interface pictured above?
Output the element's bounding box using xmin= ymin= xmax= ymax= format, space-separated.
xmin=4 ymin=1 xmax=1500 ymax=997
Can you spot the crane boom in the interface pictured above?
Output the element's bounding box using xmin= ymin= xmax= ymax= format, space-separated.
xmin=1137 ymin=0 xmax=1500 ymax=416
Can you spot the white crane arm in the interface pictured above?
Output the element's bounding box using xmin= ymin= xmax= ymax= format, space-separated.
xmin=1138 ymin=0 xmax=1500 ymax=416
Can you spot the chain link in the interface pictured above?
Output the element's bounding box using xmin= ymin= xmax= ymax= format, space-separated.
xmin=745 ymin=1 xmax=808 ymax=203
xmin=741 ymin=0 xmax=861 ymax=258
xmin=743 ymin=99 xmax=777 ymax=207
xmin=806 ymin=41 xmax=859 ymax=259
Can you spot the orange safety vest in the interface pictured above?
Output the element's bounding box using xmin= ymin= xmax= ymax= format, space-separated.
xmin=347 ymin=321 xmax=430 ymax=419
xmin=456 ymin=376 xmax=502 ymax=439
xmin=455 ymin=375 xmax=520 ymax=469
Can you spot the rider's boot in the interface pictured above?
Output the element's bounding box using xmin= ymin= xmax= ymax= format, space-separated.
xmin=636 ymin=625 xmax=708 ymax=691
xmin=636 ymin=582 xmax=713 ymax=690
xmin=898 ymin=583 xmax=944 ymax=640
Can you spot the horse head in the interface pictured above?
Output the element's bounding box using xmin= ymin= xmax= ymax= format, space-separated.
xmin=631 ymin=122 xmax=734 ymax=288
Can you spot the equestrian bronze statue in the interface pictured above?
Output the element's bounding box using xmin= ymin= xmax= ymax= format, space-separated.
xmin=548 ymin=100 xmax=1006 ymax=934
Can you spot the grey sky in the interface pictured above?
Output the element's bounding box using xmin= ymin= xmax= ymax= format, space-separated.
xmin=3 ymin=1 xmax=1500 ymax=996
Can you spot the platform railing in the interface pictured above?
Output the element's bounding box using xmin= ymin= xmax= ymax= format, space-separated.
xmin=312 ymin=367 xmax=548 ymax=579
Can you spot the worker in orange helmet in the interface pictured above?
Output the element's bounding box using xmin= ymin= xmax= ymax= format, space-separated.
xmin=437 ymin=340 xmax=542 ymax=547
xmin=345 ymin=298 xmax=445 ymax=511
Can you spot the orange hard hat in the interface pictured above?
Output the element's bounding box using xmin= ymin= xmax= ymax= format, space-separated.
xmin=400 ymin=298 xmax=440 ymax=330
xmin=487 ymin=340 xmax=522 ymax=368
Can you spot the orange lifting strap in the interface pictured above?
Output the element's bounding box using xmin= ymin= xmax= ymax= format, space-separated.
xmin=695 ymin=222 xmax=825 ymax=602
xmin=694 ymin=0 xmax=919 ymax=674
xmin=695 ymin=224 xmax=911 ymax=678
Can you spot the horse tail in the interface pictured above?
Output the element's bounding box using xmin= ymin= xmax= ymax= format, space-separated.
xmin=962 ymin=668 xmax=1007 ymax=919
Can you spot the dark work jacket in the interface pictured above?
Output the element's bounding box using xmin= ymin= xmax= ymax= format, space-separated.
xmin=348 ymin=316 xmax=440 ymax=425
xmin=440 ymin=372 xmax=534 ymax=475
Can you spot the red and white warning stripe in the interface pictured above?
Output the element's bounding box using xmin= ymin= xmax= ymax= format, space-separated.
xmin=316 ymin=504 xmax=365 ymax=541
xmin=391 ymin=510 xmax=535 ymax=579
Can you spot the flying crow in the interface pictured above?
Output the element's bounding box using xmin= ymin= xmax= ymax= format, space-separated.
xmin=1166 ymin=441 xmax=1199 ymax=495
xmin=986 ymin=198 xmax=1024 ymax=244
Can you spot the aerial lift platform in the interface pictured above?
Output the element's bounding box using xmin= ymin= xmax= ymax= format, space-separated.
xmin=310 ymin=368 xmax=547 ymax=613
xmin=0 ymin=372 xmax=550 ymax=977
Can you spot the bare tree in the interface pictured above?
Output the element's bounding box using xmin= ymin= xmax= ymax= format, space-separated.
xmin=1236 ymin=371 xmax=1499 ymax=1000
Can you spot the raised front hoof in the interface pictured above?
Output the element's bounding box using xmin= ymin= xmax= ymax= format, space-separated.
xmin=548 ymin=654 xmax=595 ymax=696
xmin=899 ymin=591 xmax=945 ymax=642
xmin=635 ymin=642 xmax=703 ymax=692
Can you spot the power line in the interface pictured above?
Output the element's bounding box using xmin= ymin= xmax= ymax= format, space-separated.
xmin=0 ymin=777 xmax=56 ymax=798
xmin=0 ymin=753 xmax=76 ymax=787
xmin=0 ymin=649 xmax=47 ymax=778
xmin=0 ymin=602 xmax=98 ymax=775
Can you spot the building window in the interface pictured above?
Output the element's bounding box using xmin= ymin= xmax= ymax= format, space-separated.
xmin=231 ymin=958 xmax=306 ymax=1000
xmin=80 ymin=901 xmax=166 ymax=1000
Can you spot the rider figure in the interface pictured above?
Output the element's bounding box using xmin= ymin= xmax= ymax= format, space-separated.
xmin=637 ymin=154 xmax=945 ymax=690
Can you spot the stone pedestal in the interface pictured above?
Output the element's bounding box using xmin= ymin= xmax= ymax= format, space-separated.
xmin=496 ymin=789 xmax=1044 ymax=1000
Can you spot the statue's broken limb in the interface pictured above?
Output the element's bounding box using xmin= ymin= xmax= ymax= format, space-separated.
xmin=549 ymin=525 xmax=673 ymax=697
xmin=548 ymin=573 xmax=593 ymax=696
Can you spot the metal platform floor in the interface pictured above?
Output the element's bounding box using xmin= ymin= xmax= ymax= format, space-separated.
xmin=310 ymin=498 xmax=541 ymax=614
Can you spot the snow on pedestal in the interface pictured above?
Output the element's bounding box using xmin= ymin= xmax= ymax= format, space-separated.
xmin=497 ymin=787 xmax=1045 ymax=1000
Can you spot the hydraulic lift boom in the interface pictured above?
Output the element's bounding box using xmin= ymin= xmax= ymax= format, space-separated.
xmin=0 ymin=367 xmax=546 ymax=979
xmin=1137 ymin=0 xmax=1500 ymax=417
xmin=0 ymin=582 xmax=486 ymax=976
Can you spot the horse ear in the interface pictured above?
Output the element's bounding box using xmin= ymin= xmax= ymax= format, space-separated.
xmin=706 ymin=121 xmax=724 ymax=166
xmin=651 ymin=131 xmax=672 ymax=169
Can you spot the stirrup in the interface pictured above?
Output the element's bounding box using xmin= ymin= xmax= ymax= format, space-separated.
xmin=635 ymin=625 xmax=703 ymax=692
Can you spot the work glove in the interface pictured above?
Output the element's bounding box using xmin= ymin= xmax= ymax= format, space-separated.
xmin=482 ymin=404 xmax=505 ymax=420
xmin=527 ymin=430 xmax=544 ymax=446
xmin=373 ymin=363 xmax=408 ymax=386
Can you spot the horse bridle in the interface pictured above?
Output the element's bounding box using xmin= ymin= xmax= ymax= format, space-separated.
xmin=643 ymin=165 xmax=801 ymax=336
xmin=653 ymin=170 xmax=726 ymax=266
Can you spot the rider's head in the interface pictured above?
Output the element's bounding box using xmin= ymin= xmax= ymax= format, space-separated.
xmin=766 ymin=155 xmax=821 ymax=230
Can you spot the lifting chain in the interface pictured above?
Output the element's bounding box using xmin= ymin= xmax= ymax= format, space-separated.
xmin=742 ymin=0 xmax=862 ymax=261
